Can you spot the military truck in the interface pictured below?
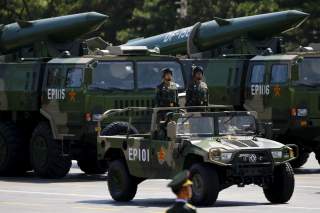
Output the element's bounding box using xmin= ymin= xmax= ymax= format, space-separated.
xmin=97 ymin=107 xmax=296 ymax=206
xmin=180 ymin=51 xmax=320 ymax=168
xmin=0 ymin=12 xmax=190 ymax=178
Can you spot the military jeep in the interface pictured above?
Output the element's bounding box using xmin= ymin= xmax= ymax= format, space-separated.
xmin=97 ymin=107 xmax=296 ymax=206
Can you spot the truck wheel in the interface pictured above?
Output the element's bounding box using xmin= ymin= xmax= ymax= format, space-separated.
xmin=107 ymin=160 xmax=137 ymax=201
xmin=77 ymin=159 xmax=108 ymax=174
xmin=102 ymin=122 xmax=138 ymax=136
xmin=190 ymin=164 xmax=219 ymax=206
xmin=30 ymin=122 xmax=71 ymax=178
xmin=290 ymin=151 xmax=309 ymax=168
xmin=0 ymin=122 xmax=29 ymax=175
xmin=263 ymin=162 xmax=294 ymax=203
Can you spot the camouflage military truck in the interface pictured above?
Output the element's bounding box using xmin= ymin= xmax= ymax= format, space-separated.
xmin=181 ymin=52 xmax=320 ymax=168
xmin=97 ymin=107 xmax=296 ymax=206
xmin=0 ymin=45 xmax=187 ymax=178
xmin=0 ymin=12 xmax=191 ymax=178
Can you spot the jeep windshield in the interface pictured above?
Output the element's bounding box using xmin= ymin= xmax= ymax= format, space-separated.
xmin=176 ymin=116 xmax=214 ymax=137
xmin=296 ymin=57 xmax=320 ymax=87
xmin=218 ymin=115 xmax=256 ymax=136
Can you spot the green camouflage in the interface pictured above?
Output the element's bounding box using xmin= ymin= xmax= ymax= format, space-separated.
xmin=97 ymin=107 xmax=296 ymax=204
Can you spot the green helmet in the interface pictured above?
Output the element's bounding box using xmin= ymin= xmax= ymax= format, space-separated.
xmin=161 ymin=67 xmax=174 ymax=78
xmin=192 ymin=65 xmax=204 ymax=76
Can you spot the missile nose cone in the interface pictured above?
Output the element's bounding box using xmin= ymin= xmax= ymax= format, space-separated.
xmin=286 ymin=10 xmax=309 ymax=23
xmin=86 ymin=12 xmax=108 ymax=24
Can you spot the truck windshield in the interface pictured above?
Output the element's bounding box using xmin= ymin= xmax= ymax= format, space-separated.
xmin=298 ymin=58 xmax=320 ymax=86
xmin=176 ymin=117 xmax=214 ymax=137
xmin=89 ymin=61 xmax=134 ymax=90
xmin=218 ymin=115 xmax=256 ymax=136
xmin=136 ymin=61 xmax=185 ymax=89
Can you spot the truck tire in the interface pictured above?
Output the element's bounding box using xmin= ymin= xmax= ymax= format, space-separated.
xmin=263 ymin=162 xmax=294 ymax=203
xmin=107 ymin=160 xmax=137 ymax=202
xmin=190 ymin=163 xmax=219 ymax=206
xmin=290 ymin=151 xmax=309 ymax=168
xmin=77 ymin=159 xmax=108 ymax=174
xmin=0 ymin=122 xmax=29 ymax=175
xmin=101 ymin=122 xmax=138 ymax=136
xmin=30 ymin=122 xmax=71 ymax=178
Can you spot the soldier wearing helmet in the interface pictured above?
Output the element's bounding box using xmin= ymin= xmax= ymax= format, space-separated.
xmin=186 ymin=66 xmax=209 ymax=107
xmin=155 ymin=68 xmax=179 ymax=107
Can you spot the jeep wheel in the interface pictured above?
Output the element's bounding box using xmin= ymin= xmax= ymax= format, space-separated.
xmin=0 ymin=122 xmax=29 ymax=175
xmin=102 ymin=122 xmax=138 ymax=136
xmin=30 ymin=122 xmax=71 ymax=178
xmin=290 ymin=150 xmax=309 ymax=168
xmin=107 ymin=160 xmax=137 ymax=202
xmin=263 ymin=163 xmax=295 ymax=203
xmin=190 ymin=164 xmax=219 ymax=206
xmin=77 ymin=159 xmax=108 ymax=174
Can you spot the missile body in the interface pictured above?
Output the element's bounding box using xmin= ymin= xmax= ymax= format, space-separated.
xmin=125 ymin=10 xmax=309 ymax=55
xmin=0 ymin=12 xmax=108 ymax=54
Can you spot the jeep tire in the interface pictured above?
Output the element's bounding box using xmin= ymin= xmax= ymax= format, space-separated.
xmin=108 ymin=160 xmax=137 ymax=202
xmin=190 ymin=163 xmax=219 ymax=206
xmin=0 ymin=122 xmax=29 ymax=175
xmin=30 ymin=122 xmax=71 ymax=178
xmin=263 ymin=162 xmax=295 ymax=203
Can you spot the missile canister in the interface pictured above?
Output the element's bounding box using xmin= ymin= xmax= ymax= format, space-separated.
xmin=125 ymin=10 xmax=309 ymax=55
xmin=0 ymin=12 xmax=108 ymax=54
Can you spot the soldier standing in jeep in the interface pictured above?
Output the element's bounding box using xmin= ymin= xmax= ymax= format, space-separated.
xmin=155 ymin=68 xmax=179 ymax=107
xmin=186 ymin=66 xmax=209 ymax=107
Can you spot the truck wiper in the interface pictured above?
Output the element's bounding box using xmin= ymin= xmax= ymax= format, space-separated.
xmin=293 ymin=81 xmax=320 ymax=88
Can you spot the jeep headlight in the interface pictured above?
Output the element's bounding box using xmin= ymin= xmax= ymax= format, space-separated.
xmin=297 ymin=108 xmax=308 ymax=117
xmin=209 ymin=148 xmax=233 ymax=163
xmin=272 ymin=148 xmax=294 ymax=160
xmin=271 ymin=150 xmax=283 ymax=159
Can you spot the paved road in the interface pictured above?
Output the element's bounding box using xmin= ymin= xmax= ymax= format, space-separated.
xmin=0 ymin=155 xmax=320 ymax=213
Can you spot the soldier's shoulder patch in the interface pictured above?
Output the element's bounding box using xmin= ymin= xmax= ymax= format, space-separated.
xmin=200 ymin=82 xmax=208 ymax=89
xmin=184 ymin=203 xmax=196 ymax=210
xmin=169 ymin=82 xmax=177 ymax=89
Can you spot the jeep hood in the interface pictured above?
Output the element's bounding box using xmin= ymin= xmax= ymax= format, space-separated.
xmin=190 ymin=136 xmax=285 ymax=152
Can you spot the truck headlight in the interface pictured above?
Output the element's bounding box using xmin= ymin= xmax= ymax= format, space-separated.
xmin=297 ymin=108 xmax=308 ymax=117
xmin=221 ymin=152 xmax=233 ymax=161
xmin=271 ymin=150 xmax=283 ymax=159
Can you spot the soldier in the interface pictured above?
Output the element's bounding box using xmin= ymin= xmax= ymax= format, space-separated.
xmin=155 ymin=68 xmax=179 ymax=108
xmin=166 ymin=170 xmax=196 ymax=213
xmin=186 ymin=66 xmax=209 ymax=107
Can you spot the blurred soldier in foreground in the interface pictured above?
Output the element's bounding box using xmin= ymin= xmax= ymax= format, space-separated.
xmin=155 ymin=68 xmax=179 ymax=107
xmin=166 ymin=170 xmax=197 ymax=213
xmin=186 ymin=66 xmax=208 ymax=107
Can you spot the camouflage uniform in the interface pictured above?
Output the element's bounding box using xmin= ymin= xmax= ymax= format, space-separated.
xmin=186 ymin=66 xmax=209 ymax=107
xmin=185 ymin=81 xmax=209 ymax=106
xmin=155 ymin=81 xmax=179 ymax=107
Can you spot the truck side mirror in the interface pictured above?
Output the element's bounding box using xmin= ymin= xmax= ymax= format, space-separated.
xmin=167 ymin=121 xmax=177 ymax=141
xmin=84 ymin=67 xmax=93 ymax=86
xmin=291 ymin=64 xmax=299 ymax=81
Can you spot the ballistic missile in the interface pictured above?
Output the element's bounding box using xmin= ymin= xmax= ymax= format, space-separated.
xmin=0 ymin=12 xmax=108 ymax=54
xmin=124 ymin=10 xmax=309 ymax=55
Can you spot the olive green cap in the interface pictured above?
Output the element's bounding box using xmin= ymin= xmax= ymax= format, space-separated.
xmin=167 ymin=170 xmax=192 ymax=191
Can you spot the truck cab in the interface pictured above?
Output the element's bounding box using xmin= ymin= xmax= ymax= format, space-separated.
xmin=181 ymin=52 xmax=320 ymax=168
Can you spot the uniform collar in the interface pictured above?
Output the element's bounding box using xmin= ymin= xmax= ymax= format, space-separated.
xmin=175 ymin=199 xmax=187 ymax=203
